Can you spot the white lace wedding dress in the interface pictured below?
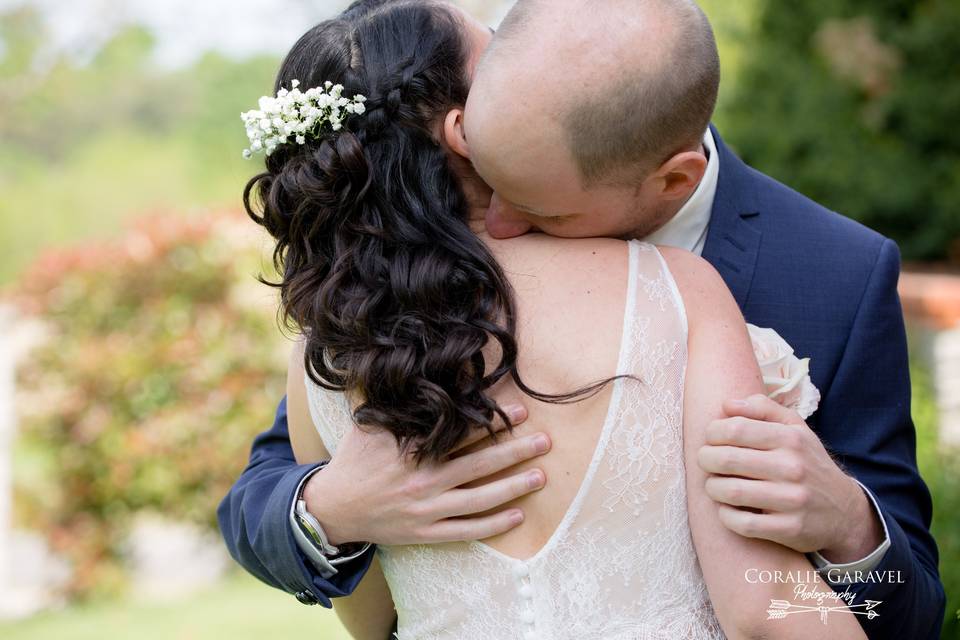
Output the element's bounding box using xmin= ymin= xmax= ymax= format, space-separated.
xmin=305 ymin=241 xmax=725 ymax=640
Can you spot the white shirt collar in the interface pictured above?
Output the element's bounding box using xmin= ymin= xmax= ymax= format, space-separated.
xmin=642 ymin=128 xmax=719 ymax=256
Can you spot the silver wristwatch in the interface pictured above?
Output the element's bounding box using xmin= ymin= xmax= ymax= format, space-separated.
xmin=294 ymin=496 xmax=343 ymax=557
xmin=290 ymin=465 xmax=372 ymax=578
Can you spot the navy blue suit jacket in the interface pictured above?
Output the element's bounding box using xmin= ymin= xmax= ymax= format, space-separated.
xmin=217 ymin=127 xmax=945 ymax=639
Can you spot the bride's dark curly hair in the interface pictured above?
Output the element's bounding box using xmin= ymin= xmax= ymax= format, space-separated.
xmin=244 ymin=0 xmax=615 ymax=463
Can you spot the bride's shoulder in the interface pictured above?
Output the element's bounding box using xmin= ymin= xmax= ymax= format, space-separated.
xmin=654 ymin=245 xmax=718 ymax=280
xmin=655 ymin=245 xmax=741 ymax=328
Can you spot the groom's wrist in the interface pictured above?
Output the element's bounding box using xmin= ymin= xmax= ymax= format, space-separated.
xmin=290 ymin=464 xmax=372 ymax=580
xmin=814 ymin=477 xmax=889 ymax=567
xmin=301 ymin=462 xmax=358 ymax=548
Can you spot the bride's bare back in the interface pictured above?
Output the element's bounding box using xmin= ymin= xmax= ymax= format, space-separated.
xmin=456 ymin=232 xmax=633 ymax=561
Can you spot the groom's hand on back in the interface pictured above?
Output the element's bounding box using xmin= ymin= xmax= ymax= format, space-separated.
xmin=302 ymin=403 xmax=551 ymax=547
xmin=697 ymin=394 xmax=885 ymax=563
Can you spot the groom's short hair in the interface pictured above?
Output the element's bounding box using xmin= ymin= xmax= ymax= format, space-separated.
xmin=487 ymin=0 xmax=720 ymax=187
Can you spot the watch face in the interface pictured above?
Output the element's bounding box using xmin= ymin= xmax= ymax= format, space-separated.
xmin=296 ymin=513 xmax=326 ymax=544
xmin=295 ymin=501 xmax=340 ymax=556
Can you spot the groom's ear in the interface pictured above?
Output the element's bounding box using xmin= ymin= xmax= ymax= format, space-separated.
xmin=651 ymin=150 xmax=708 ymax=202
xmin=443 ymin=108 xmax=471 ymax=160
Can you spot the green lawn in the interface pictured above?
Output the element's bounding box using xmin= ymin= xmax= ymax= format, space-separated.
xmin=0 ymin=569 xmax=352 ymax=640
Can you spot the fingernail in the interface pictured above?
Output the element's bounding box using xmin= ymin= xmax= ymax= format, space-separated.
xmin=506 ymin=404 xmax=527 ymax=423
xmin=533 ymin=434 xmax=550 ymax=453
xmin=509 ymin=510 xmax=524 ymax=525
xmin=527 ymin=470 xmax=545 ymax=489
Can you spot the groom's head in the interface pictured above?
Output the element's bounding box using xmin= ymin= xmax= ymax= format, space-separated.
xmin=463 ymin=0 xmax=719 ymax=239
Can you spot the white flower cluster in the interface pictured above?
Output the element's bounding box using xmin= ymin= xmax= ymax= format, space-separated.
xmin=241 ymin=80 xmax=368 ymax=159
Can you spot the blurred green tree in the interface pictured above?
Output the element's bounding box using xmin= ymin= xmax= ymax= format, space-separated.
xmin=0 ymin=6 xmax=278 ymax=284
xmin=721 ymin=0 xmax=960 ymax=263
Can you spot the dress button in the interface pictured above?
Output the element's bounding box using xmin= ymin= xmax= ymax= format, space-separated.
xmin=519 ymin=584 xmax=534 ymax=599
xmin=512 ymin=563 xmax=530 ymax=579
xmin=520 ymin=608 xmax=536 ymax=624
xmin=295 ymin=590 xmax=318 ymax=605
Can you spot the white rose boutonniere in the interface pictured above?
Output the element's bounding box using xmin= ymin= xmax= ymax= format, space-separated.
xmin=747 ymin=324 xmax=821 ymax=420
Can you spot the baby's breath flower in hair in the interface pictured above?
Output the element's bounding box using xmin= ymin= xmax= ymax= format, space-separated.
xmin=241 ymin=79 xmax=367 ymax=159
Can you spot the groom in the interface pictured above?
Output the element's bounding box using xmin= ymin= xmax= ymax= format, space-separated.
xmin=218 ymin=1 xmax=944 ymax=638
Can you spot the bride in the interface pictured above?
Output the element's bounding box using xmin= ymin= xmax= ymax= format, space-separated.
xmin=242 ymin=1 xmax=868 ymax=638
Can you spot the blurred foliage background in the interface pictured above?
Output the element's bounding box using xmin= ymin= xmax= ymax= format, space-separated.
xmin=0 ymin=7 xmax=279 ymax=284
xmin=0 ymin=0 xmax=956 ymax=637
xmin=11 ymin=213 xmax=286 ymax=599
xmin=723 ymin=0 xmax=960 ymax=264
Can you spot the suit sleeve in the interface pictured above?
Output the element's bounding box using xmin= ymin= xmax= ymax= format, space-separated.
xmin=216 ymin=396 xmax=376 ymax=607
xmin=816 ymin=239 xmax=945 ymax=639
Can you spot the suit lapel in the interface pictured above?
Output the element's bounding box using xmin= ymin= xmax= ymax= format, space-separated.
xmin=702 ymin=125 xmax=763 ymax=310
